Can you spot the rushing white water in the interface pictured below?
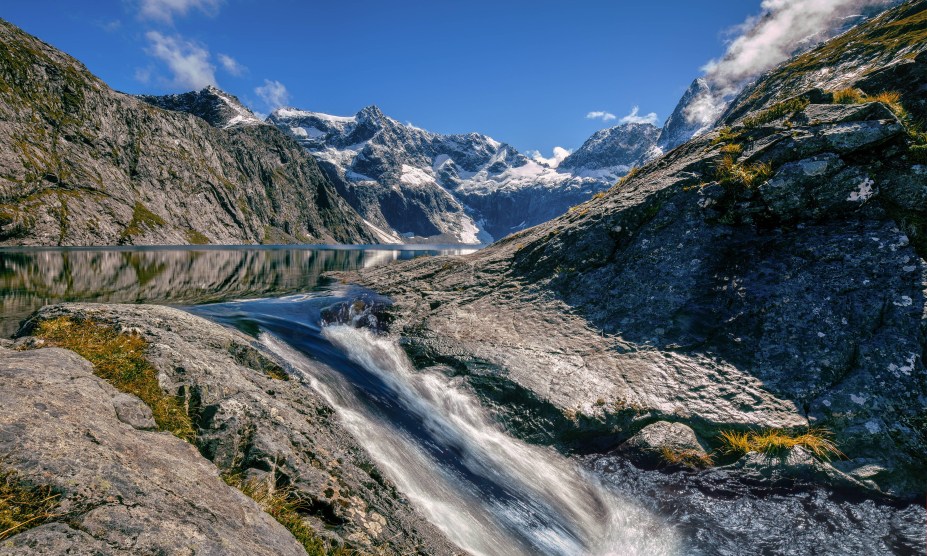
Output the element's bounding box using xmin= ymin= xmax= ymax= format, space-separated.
xmin=261 ymin=325 xmax=679 ymax=556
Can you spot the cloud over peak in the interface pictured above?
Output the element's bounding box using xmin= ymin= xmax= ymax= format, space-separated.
xmin=618 ymin=106 xmax=658 ymax=126
xmin=586 ymin=111 xmax=616 ymax=122
xmin=144 ymin=31 xmax=216 ymax=90
xmin=529 ymin=146 xmax=572 ymax=169
xmin=685 ymin=0 xmax=899 ymax=130
xmin=255 ymin=79 xmax=291 ymax=110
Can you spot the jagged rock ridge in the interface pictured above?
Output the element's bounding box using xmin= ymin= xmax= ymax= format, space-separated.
xmin=0 ymin=19 xmax=375 ymax=246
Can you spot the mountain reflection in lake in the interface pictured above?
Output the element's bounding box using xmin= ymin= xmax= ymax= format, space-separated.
xmin=0 ymin=246 xmax=477 ymax=337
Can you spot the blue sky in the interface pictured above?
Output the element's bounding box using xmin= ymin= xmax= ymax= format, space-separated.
xmin=3 ymin=1 xmax=763 ymax=155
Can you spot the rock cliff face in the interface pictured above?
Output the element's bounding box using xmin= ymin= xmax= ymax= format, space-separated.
xmin=0 ymin=19 xmax=375 ymax=246
xmin=3 ymin=303 xmax=458 ymax=555
xmin=268 ymin=106 xmax=655 ymax=243
xmin=339 ymin=0 xmax=927 ymax=498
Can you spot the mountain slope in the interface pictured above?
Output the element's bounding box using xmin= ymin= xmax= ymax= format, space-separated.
xmin=269 ymin=106 xmax=657 ymax=243
xmin=340 ymin=0 xmax=927 ymax=498
xmin=0 ymin=19 xmax=375 ymax=246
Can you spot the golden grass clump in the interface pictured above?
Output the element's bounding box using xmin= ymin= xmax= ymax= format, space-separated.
xmin=222 ymin=473 xmax=350 ymax=556
xmin=828 ymin=88 xmax=910 ymax=122
xmin=742 ymin=96 xmax=811 ymax=128
xmin=613 ymin=166 xmax=640 ymax=189
xmin=34 ymin=317 xmax=196 ymax=442
xmin=715 ymin=155 xmax=773 ymax=189
xmin=0 ymin=468 xmax=61 ymax=541
xmin=719 ymin=143 xmax=743 ymax=156
xmin=832 ymin=88 xmax=867 ymax=104
xmin=719 ymin=428 xmax=845 ymax=461
xmin=659 ymin=447 xmax=714 ymax=469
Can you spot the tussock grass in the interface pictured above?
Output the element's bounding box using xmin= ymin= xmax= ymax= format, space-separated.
xmin=659 ymin=447 xmax=714 ymax=469
xmin=832 ymin=88 xmax=867 ymax=104
xmin=715 ymin=155 xmax=772 ymax=189
xmin=829 ymin=88 xmax=907 ymax=118
xmin=719 ymin=428 xmax=844 ymax=461
xmin=613 ymin=166 xmax=640 ymax=189
xmin=710 ymin=126 xmax=745 ymax=146
xmin=719 ymin=143 xmax=743 ymax=156
xmin=34 ymin=317 xmax=195 ymax=442
xmin=222 ymin=473 xmax=351 ymax=556
xmin=0 ymin=468 xmax=61 ymax=541
xmin=742 ymin=97 xmax=811 ymax=128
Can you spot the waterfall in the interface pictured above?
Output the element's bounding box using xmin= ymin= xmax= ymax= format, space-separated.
xmin=261 ymin=326 xmax=679 ymax=556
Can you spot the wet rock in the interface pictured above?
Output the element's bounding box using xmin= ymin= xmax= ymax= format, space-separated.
xmin=321 ymin=296 xmax=392 ymax=332
xmin=729 ymin=447 xmax=867 ymax=492
xmin=618 ymin=421 xmax=710 ymax=466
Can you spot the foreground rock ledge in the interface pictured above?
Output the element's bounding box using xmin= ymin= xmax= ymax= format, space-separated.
xmin=0 ymin=346 xmax=305 ymax=555
xmin=2 ymin=303 xmax=457 ymax=555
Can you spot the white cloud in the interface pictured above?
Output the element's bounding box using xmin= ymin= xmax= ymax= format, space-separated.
xmin=218 ymin=53 xmax=246 ymax=76
xmin=689 ymin=0 xmax=899 ymax=128
xmin=255 ymin=79 xmax=290 ymax=110
xmin=139 ymin=0 xmax=222 ymax=23
xmin=144 ymin=31 xmax=216 ymax=90
xmin=528 ymin=146 xmax=572 ymax=169
xmin=586 ymin=111 xmax=616 ymax=122
xmin=617 ymin=106 xmax=658 ymax=126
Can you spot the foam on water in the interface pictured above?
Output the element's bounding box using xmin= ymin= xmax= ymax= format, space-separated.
xmin=261 ymin=326 xmax=679 ymax=556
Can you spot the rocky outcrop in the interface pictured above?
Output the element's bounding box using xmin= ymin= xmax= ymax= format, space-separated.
xmin=7 ymin=303 xmax=458 ymax=555
xmin=0 ymin=346 xmax=307 ymax=555
xmin=336 ymin=0 xmax=927 ymax=499
xmin=0 ymin=19 xmax=375 ymax=246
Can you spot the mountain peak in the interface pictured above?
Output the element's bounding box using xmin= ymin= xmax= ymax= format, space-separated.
xmin=138 ymin=86 xmax=264 ymax=129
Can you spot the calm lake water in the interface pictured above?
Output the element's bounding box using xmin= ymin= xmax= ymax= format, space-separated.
xmin=0 ymin=245 xmax=477 ymax=337
xmin=1 ymin=246 xmax=924 ymax=555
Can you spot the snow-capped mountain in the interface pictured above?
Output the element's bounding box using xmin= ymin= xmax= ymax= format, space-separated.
xmin=268 ymin=106 xmax=655 ymax=243
xmin=138 ymin=86 xmax=265 ymax=129
xmin=657 ymin=78 xmax=716 ymax=152
xmin=559 ymin=122 xmax=660 ymax=177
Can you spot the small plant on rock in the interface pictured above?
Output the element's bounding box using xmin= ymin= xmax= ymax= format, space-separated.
xmin=659 ymin=447 xmax=714 ymax=469
xmin=719 ymin=428 xmax=844 ymax=461
xmin=222 ymin=472 xmax=349 ymax=556
xmin=715 ymin=155 xmax=772 ymax=189
xmin=0 ymin=468 xmax=61 ymax=541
